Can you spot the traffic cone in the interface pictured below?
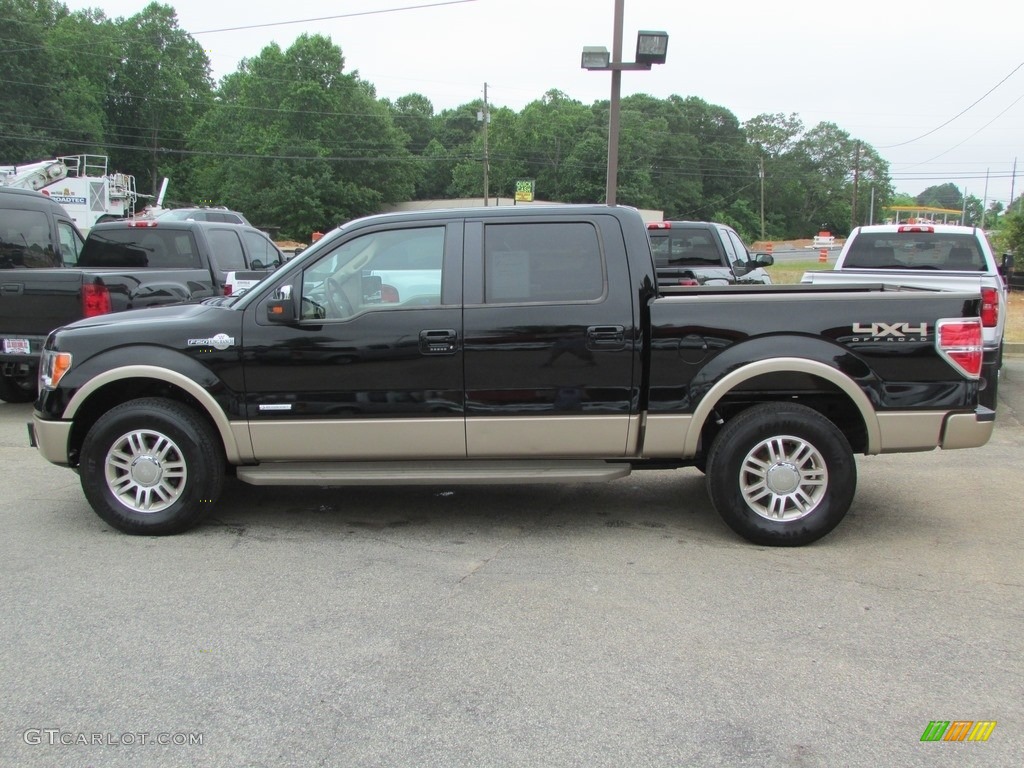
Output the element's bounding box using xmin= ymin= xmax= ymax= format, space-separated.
xmin=818 ymin=248 xmax=828 ymax=263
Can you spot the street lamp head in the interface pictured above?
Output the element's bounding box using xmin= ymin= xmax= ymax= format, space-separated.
xmin=635 ymin=30 xmax=669 ymax=65
xmin=581 ymin=46 xmax=611 ymax=70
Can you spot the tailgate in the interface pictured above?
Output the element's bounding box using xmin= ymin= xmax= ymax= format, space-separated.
xmin=0 ymin=270 xmax=84 ymax=336
xmin=801 ymin=268 xmax=984 ymax=294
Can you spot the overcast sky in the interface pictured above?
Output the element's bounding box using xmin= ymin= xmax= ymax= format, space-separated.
xmin=63 ymin=0 xmax=1024 ymax=207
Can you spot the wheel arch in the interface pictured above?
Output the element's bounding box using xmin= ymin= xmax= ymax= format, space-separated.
xmin=62 ymin=366 xmax=251 ymax=465
xmin=684 ymin=357 xmax=880 ymax=457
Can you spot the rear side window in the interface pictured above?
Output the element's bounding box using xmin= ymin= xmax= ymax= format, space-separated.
xmin=1 ymin=208 xmax=62 ymax=267
xmin=206 ymin=228 xmax=246 ymax=272
xmin=845 ymin=232 xmax=985 ymax=271
xmin=483 ymin=222 xmax=605 ymax=303
xmin=79 ymin=229 xmax=200 ymax=268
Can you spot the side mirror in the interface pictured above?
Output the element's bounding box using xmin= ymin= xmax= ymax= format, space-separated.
xmin=361 ymin=274 xmax=382 ymax=304
xmin=1000 ymin=251 xmax=1013 ymax=277
xmin=754 ymin=252 xmax=774 ymax=267
xmin=266 ymin=284 xmax=296 ymax=323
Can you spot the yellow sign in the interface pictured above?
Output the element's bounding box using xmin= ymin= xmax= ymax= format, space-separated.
xmin=515 ymin=180 xmax=535 ymax=203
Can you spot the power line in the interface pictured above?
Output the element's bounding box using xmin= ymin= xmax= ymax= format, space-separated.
xmin=189 ymin=0 xmax=478 ymax=36
xmin=878 ymin=60 xmax=1024 ymax=149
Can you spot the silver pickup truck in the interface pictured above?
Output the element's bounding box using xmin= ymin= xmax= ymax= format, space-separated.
xmin=801 ymin=223 xmax=1009 ymax=409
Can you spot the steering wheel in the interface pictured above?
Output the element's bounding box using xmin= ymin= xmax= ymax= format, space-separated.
xmin=325 ymin=277 xmax=354 ymax=318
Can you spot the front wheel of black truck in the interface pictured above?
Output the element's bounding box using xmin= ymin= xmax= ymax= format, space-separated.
xmin=705 ymin=403 xmax=856 ymax=546
xmin=79 ymin=398 xmax=224 ymax=535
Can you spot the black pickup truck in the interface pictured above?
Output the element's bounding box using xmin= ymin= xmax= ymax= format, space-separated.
xmin=0 ymin=218 xmax=282 ymax=402
xmin=647 ymin=220 xmax=774 ymax=286
xmin=29 ymin=205 xmax=994 ymax=546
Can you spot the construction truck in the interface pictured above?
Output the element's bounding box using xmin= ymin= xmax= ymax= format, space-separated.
xmin=0 ymin=154 xmax=138 ymax=233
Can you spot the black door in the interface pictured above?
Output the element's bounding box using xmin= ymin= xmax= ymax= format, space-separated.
xmin=240 ymin=221 xmax=465 ymax=461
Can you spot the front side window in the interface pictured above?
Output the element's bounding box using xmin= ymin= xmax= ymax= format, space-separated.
xmin=483 ymin=222 xmax=604 ymax=304
xmin=57 ymin=220 xmax=83 ymax=265
xmin=300 ymin=227 xmax=445 ymax=320
xmin=242 ymin=230 xmax=283 ymax=269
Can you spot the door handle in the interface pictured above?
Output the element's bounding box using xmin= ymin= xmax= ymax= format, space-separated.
xmin=587 ymin=325 xmax=625 ymax=349
xmin=419 ymin=329 xmax=458 ymax=355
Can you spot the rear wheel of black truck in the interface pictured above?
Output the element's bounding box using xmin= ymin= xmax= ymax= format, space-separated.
xmin=79 ymin=398 xmax=224 ymax=534
xmin=705 ymin=402 xmax=856 ymax=546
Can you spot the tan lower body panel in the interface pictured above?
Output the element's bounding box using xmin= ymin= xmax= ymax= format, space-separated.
xmin=639 ymin=414 xmax=694 ymax=458
xmin=465 ymin=415 xmax=635 ymax=457
xmin=248 ymin=418 xmax=467 ymax=461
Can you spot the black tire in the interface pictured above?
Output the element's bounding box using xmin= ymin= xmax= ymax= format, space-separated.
xmin=0 ymin=373 xmax=37 ymax=403
xmin=79 ymin=397 xmax=224 ymax=534
xmin=705 ymin=402 xmax=856 ymax=546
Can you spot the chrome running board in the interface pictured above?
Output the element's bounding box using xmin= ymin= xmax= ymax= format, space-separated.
xmin=236 ymin=460 xmax=631 ymax=486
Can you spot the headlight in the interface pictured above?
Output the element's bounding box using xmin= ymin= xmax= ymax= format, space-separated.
xmin=39 ymin=349 xmax=72 ymax=389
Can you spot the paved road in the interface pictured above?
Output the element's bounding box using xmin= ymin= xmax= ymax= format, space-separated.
xmin=1 ymin=367 xmax=1022 ymax=767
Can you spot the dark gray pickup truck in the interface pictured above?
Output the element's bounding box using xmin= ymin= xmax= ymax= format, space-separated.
xmin=647 ymin=220 xmax=774 ymax=286
xmin=0 ymin=218 xmax=281 ymax=402
xmin=30 ymin=205 xmax=994 ymax=546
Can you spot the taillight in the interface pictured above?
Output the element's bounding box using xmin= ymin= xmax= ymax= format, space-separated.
xmin=647 ymin=222 xmax=671 ymax=230
xmin=223 ymin=284 xmax=233 ymax=296
xmin=980 ymin=287 xmax=999 ymax=327
xmin=677 ymin=278 xmax=699 ymax=286
xmin=897 ymin=225 xmax=934 ymax=233
xmin=935 ymin=318 xmax=983 ymax=378
xmin=127 ymin=220 xmax=157 ymax=228
xmin=81 ymin=283 xmax=111 ymax=317
xmin=381 ymin=284 xmax=399 ymax=303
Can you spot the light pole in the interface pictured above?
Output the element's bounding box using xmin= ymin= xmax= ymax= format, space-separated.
xmin=581 ymin=1 xmax=668 ymax=206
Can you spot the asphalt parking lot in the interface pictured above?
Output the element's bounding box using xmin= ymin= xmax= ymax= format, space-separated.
xmin=1 ymin=364 xmax=1022 ymax=767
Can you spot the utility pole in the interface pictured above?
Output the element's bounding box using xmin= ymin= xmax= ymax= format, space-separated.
xmin=1010 ymin=156 xmax=1017 ymax=213
xmin=478 ymin=83 xmax=490 ymax=206
xmin=850 ymin=141 xmax=860 ymax=231
xmin=981 ymin=168 xmax=990 ymax=228
xmin=759 ymin=156 xmax=765 ymax=240
xmin=605 ymin=0 xmax=625 ymax=205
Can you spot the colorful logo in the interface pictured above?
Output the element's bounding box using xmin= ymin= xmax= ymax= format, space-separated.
xmin=920 ymin=721 xmax=996 ymax=742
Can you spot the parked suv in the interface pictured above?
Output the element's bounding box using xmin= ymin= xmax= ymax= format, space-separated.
xmin=155 ymin=206 xmax=252 ymax=226
xmin=647 ymin=221 xmax=773 ymax=286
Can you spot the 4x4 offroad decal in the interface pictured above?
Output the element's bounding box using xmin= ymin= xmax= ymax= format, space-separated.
xmin=851 ymin=322 xmax=929 ymax=342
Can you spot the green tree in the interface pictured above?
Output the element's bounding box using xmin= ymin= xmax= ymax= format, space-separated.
xmin=105 ymin=3 xmax=214 ymax=196
xmin=188 ymin=34 xmax=415 ymax=239
xmin=916 ymin=183 xmax=962 ymax=209
xmin=0 ymin=0 xmax=68 ymax=160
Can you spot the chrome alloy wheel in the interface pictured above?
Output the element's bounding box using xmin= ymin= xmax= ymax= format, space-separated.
xmin=739 ymin=434 xmax=828 ymax=522
xmin=104 ymin=429 xmax=188 ymax=513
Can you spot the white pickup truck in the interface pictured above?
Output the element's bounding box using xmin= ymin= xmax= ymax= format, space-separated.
xmin=801 ymin=223 xmax=1010 ymax=410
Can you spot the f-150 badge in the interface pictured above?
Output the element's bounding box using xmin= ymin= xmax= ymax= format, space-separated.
xmin=187 ymin=333 xmax=235 ymax=350
xmin=850 ymin=322 xmax=929 ymax=341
